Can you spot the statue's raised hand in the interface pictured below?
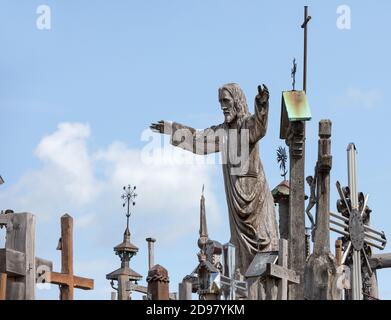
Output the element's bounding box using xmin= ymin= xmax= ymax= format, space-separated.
xmin=256 ymin=84 xmax=269 ymax=105
xmin=150 ymin=120 xmax=173 ymax=135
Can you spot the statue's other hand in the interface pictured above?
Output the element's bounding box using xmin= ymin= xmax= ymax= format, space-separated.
xmin=256 ymin=84 xmax=269 ymax=105
xmin=150 ymin=120 xmax=172 ymax=135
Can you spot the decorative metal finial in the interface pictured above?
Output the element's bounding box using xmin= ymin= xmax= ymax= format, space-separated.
xmin=291 ymin=58 xmax=297 ymax=91
xmin=121 ymin=185 xmax=137 ymax=229
xmin=277 ymin=146 xmax=288 ymax=181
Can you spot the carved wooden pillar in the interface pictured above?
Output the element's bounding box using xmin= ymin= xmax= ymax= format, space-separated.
xmin=147 ymin=264 xmax=170 ymax=300
xmin=287 ymin=121 xmax=306 ymax=300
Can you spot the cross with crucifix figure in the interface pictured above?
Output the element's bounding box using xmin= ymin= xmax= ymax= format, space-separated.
xmin=330 ymin=144 xmax=387 ymax=300
xmin=43 ymin=214 xmax=94 ymax=300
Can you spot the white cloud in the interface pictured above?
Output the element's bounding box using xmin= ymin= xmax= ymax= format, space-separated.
xmin=335 ymin=87 xmax=383 ymax=109
xmin=0 ymin=122 xmax=225 ymax=300
xmin=0 ymin=122 xmax=222 ymax=242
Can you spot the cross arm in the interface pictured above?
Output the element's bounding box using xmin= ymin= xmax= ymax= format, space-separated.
xmin=266 ymin=263 xmax=300 ymax=284
xmin=369 ymin=253 xmax=391 ymax=270
xmin=73 ymin=275 xmax=94 ymax=290
xmin=45 ymin=271 xmax=94 ymax=290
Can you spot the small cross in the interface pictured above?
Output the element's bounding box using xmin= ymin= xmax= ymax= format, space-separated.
xmin=266 ymin=239 xmax=300 ymax=300
xmin=291 ymin=58 xmax=297 ymax=91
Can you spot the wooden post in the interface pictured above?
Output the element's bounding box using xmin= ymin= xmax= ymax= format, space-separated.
xmin=277 ymin=239 xmax=289 ymax=300
xmin=46 ymin=214 xmax=94 ymax=300
xmin=0 ymin=273 xmax=6 ymax=300
xmin=304 ymin=120 xmax=337 ymax=300
xmin=179 ymin=281 xmax=192 ymax=300
xmin=5 ymin=213 xmax=36 ymax=300
xmin=147 ymin=264 xmax=170 ymax=300
xmin=287 ymin=121 xmax=306 ymax=300
xmin=335 ymin=240 xmax=343 ymax=266
xmin=265 ymin=239 xmax=300 ymax=300
xmin=118 ymin=274 xmax=129 ymax=300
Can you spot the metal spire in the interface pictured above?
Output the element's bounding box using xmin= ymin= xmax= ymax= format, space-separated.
xmin=198 ymin=185 xmax=209 ymax=252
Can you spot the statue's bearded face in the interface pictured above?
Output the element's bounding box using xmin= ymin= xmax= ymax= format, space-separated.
xmin=219 ymin=89 xmax=236 ymax=124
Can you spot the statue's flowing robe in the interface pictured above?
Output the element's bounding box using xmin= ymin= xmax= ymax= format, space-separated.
xmin=170 ymin=103 xmax=279 ymax=299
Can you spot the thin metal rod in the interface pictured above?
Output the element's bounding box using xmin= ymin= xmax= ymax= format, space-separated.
xmin=341 ymin=242 xmax=352 ymax=265
xmin=364 ymin=225 xmax=386 ymax=238
xmin=360 ymin=194 xmax=369 ymax=217
xmin=363 ymin=232 xmax=387 ymax=246
xmin=361 ymin=248 xmax=373 ymax=277
xmin=330 ymin=219 xmax=348 ymax=230
xmin=364 ymin=238 xmax=386 ymax=250
xmin=330 ymin=226 xmax=349 ymax=237
xmin=330 ymin=212 xmax=349 ymax=222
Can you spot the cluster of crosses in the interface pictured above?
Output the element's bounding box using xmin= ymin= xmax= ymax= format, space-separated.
xmin=1 ymin=6 xmax=391 ymax=301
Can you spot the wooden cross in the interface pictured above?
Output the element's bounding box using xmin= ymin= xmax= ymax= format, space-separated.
xmin=0 ymin=212 xmax=53 ymax=300
xmin=266 ymin=239 xmax=300 ymax=300
xmin=45 ymin=214 xmax=94 ymax=300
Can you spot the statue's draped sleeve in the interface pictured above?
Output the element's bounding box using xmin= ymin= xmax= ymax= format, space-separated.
xmin=170 ymin=122 xmax=225 ymax=155
xmin=242 ymin=100 xmax=269 ymax=144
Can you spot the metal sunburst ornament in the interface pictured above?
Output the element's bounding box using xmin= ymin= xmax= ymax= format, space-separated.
xmin=121 ymin=185 xmax=137 ymax=229
xmin=277 ymin=146 xmax=288 ymax=181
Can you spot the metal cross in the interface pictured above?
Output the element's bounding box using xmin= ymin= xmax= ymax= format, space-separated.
xmin=121 ymin=185 xmax=137 ymax=229
xmin=301 ymin=6 xmax=311 ymax=93
xmin=291 ymin=58 xmax=297 ymax=91
xmin=330 ymin=144 xmax=387 ymax=300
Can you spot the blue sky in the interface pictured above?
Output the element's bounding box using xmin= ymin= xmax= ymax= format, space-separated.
xmin=1 ymin=0 xmax=391 ymax=299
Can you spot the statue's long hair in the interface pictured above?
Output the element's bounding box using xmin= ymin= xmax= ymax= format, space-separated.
xmin=218 ymin=83 xmax=250 ymax=121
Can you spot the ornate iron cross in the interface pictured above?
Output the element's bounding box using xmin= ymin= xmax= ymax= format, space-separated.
xmin=121 ymin=185 xmax=137 ymax=229
xmin=330 ymin=144 xmax=387 ymax=300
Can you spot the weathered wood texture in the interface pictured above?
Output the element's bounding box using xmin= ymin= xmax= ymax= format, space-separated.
xmin=147 ymin=264 xmax=170 ymax=300
xmin=266 ymin=239 xmax=299 ymax=300
xmin=178 ymin=281 xmax=192 ymax=300
xmin=304 ymin=120 xmax=337 ymax=300
xmin=5 ymin=213 xmax=36 ymax=300
xmin=0 ymin=248 xmax=26 ymax=276
xmin=45 ymin=214 xmax=93 ymax=300
xmin=0 ymin=273 xmax=6 ymax=300
xmin=287 ymin=121 xmax=306 ymax=299
xmin=369 ymin=253 xmax=391 ymax=270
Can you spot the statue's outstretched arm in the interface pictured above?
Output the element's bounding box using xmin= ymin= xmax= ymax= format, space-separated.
xmin=150 ymin=120 xmax=223 ymax=155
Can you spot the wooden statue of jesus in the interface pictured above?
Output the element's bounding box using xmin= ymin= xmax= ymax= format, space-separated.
xmin=151 ymin=83 xmax=279 ymax=299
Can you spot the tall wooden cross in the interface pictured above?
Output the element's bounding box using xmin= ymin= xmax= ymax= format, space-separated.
xmin=45 ymin=214 xmax=94 ymax=300
xmin=285 ymin=6 xmax=312 ymax=300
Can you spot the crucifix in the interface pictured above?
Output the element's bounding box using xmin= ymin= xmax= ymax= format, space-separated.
xmin=330 ymin=144 xmax=387 ymax=300
xmin=304 ymin=120 xmax=339 ymax=300
xmin=44 ymin=214 xmax=94 ymax=300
